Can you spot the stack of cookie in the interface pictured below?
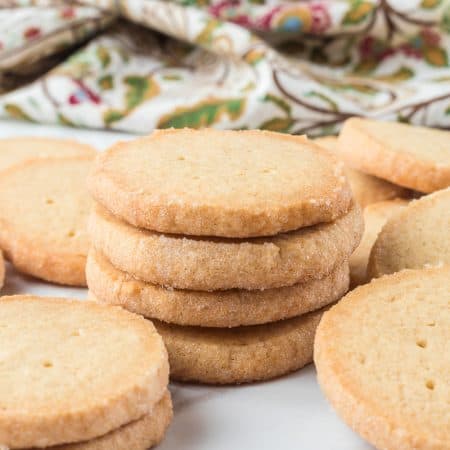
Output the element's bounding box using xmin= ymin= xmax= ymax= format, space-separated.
xmin=87 ymin=129 xmax=363 ymax=384
xmin=0 ymin=295 xmax=172 ymax=450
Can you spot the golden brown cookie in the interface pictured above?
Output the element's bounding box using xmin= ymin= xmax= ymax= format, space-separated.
xmin=0 ymin=296 xmax=169 ymax=448
xmin=44 ymin=392 xmax=172 ymax=450
xmin=315 ymin=136 xmax=410 ymax=207
xmin=349 ymin=199 xmax=408 ymax=287
xmin=368 ymin=188 xmax=450 ymax=278
xmin=87 ymin=249 xmax=349 ymax=327
xmin=0 ymin=157 xmax=93 ymax=286
xmin=154 ymin=308 xmax=325 ymax=384
xmin=89 ymin=203 xmax=362 ymax=290
xmin=338 ymin=118 xmax=450 ymax=193
xmin=315 ymin=267 xmax=450 ymax=450
xmin=89 ymin=129 xmax=353 ymax=237
xmin=0 ymin=251 xmax=4 ymax=291
xmin=0 ymin=136 xmax=96 ymax=172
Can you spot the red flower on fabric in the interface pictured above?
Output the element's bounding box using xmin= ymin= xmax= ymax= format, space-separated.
xmin=420 ymin=28 xmax=440 ymax=46
xmin=24 ymin=27 xmax=41 ymax=40
xmin=310 ymin=3 xmax=331 ymax=33
xmin=61 ymin=7 xmax=76 ymax=19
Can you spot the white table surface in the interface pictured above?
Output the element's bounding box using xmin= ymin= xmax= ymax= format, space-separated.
xmin=0 ymin=120 xmax=373 ymax=450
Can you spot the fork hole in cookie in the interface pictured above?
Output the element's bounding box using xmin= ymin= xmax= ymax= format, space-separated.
xmin=42 ymin=360 xmax=53 ymax=368
xmin=71 ymin=330 xmax=80 ymax=337
xmin=416 ymin=339 xmax=427 ymax=349
xmin=45 ymin=198 xmax=54 ymax=205
xmin=67 ymin=230 xmax=76 ymax=238
xmin=425 ymin=321 xmax=436 ymax=327
xmin=425 ymin=380 xmax=435 ymax=391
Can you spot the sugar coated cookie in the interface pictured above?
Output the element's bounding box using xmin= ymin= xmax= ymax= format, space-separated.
xmin=154 ymin=308 xmax=325 ymax=384
xmin=315 ymin=136 xmax=410 ymax=207
xmin=315 ymin=267 xmax=450 ymax=450
xmin=87 ymin=250 xmax=349 ymax=327
xmin=0 ymin=296 xmax=169 ymax=448
xmin=338 ymin=118 xmax=450 ymax=193
xmin=47 ymin=392 xmax=172 ymax=450
xmin=0 ymin=137 xmax=96 ymax=172
xmin=89 ymin=203 xmax=362 ymax=290
xmin=369 ymin=188 xmax=450 ymax=278
xmin=89 ymin=129 xmax=353 ymax=237
xmin=0 ymin=157 xmax=93 ymax=286
xmin=350 ymin=199 xmax=408 ymax=287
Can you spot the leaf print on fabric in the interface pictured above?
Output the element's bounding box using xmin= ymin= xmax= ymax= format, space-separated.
xmin=98 ymin=75 xmax=114 ymax=90
xmin=244 ymin=48 xmax=265 ymax=65
xmin=4 ymin=104 xmax=33 ymax=121
xmin=260 ymin=117 xmax=294 ymax=132
xmin=374 ymin=67 xmax=414 ymax=82
xmin=96 ymin=46 xmax=112 ymax=69
xmin=421 ymin=0 xmax=442 ymax=8
xmin=263 ymin=94 xmax=291 ymax=115
xmin=305 ymin=91 xmax=338 ymax=112
xmin=342 ymin=1 xmax=374 ymax=25
xmin=195 ymin=19 xmax=223 ymax=45
xmin=446 ymin=105 xmax=450 ymax=114
xmin=424 ymin=46 xmax=448 ymax=66
xmin=158 ymin=98 xmax=245 ymax=128
xmin=124 ymin=76 xmax=159 ymax=110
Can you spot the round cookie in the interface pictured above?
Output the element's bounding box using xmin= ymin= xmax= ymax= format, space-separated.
xmin=0 ymin=137 xmax=96 ymax=172
xmin=87 ymin=250 xmax=349 ymax=327
xmin=0 ymin=157 xmax=93 ymax=286
xmin=89 ymin=129 xmax=353 ymax=237
xmin=368 ymin=188 xmax=450 ymax=279
xmin=154 ymin=308 xmax=325 ymax=384
xmin=47 ymin=392 xmax=172 ymax=450
xmin=315 ymin=136 xmax=410 ymax=207
xmin=315 ymin=267 xmax=450 ymax=450
xmin=0 ymin=251 xmax=4 ymax=291
xmin=338 ymin=118 xmax=450 ymax=193
xmin=349 ymin=199 xmax=408 ymax=287
xmin=89 ymin=203 xmax=362 ymax=290
xmin=0 ymin=296 xmax=169 ymax=448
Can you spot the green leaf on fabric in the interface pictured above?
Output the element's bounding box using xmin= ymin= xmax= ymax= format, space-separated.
xmin=445 ymin=105 xmax=450 ymax=114
xmin=441 ymin=6 xmax=450 ymax=32
xmin=58 ymin=113 xmax=75 ymax=127
xmin=163 ymin=74 xmax=182 ymax=81
xmin=196 ymin=19 xmax=222 ymax=45
xmin=343 ymin=1 xmax=374 ymax=25
xmin=263 ymin=94 xmax=291 ymax=115
xmin=424 ymin=46 xmax=448 ymax=66
xmin=245 ymin=49 xmax=265 ymax=65
xmin=158 ymin=98 xmax=245 ymax=128
xmin=323 ymin=80 xmax=378 ymax=95
xmin=104 ymin=110 xmax=125 ymax=125
xmin=4 ymin=104 xmax=33 ymax=121
xmin=421 ymin=0 xmax=442 ymax=8
xmin=305 ymin=91 xmax=338 ymax=112
xmin=374 ymin=67 xmax=414 ymax=82
xmin=124 ymin=76 xmax=159 ymax=110
xmin=96 ymin=46 xmax=111 ymax=69
xmin=353 ymin=59 xmax=378 ymax=74
xmin=98 ymin=75 xmax=114 ymax=90
xmin=260 ymin=117 xmax=294 ymax=132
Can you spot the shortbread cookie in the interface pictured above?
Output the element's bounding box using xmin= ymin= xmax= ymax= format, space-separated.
xmin=0 ymin=157 xmax=93 ymax=286
xmin=350 ymin=199 xmax=408 ymax=287
xmin=315 ymin=267 xmax=450 ymax=450
xmin=368 ymin=188 xmax=450 ymax=279
xmin=48 ymin=392 xmax=172 ymax=450
xmin=0 ymin=251 xmax=4 ymax=290
xmin=0 ymin=137 xmax=96 ymax=172
xmin=87 ymin=250 xmax=349 ymax=327
xmin=89 ymin=203 xmax=362 ymax=290
xmin=316 ymin=136 xmax=410 ymax=207
xmin=0 ymin=296 xmax=169 ymax=448
xmin=154 ymin=308 xmax=325 ymax=384
xmin=338 ymin=118 xmax=450 ymax=193
xmin=89 ymin=129 xmax=353 ymax=237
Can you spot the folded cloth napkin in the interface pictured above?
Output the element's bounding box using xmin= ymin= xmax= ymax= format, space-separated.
xmin=0 ymin=0 xmax=449 ymax=135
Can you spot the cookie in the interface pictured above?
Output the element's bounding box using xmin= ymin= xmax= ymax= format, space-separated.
xmin=315 ymin=136 xmax=410 ymax=207
xmin=0 ymin=251 xmax=4 ymax=291
xmin=338 ymin=118 xmax=450 ymax=193
xmin=89 ymin=203 xmax=362 ymax=290
xmin=154 ymin=308 xmax=325 ymax=384
xmin=0 ymin=157 xmax=93 ymax=286
xmin=0 ymin=296 xmax=169 ymax=448
xmin=368 ymin=188 xmax=450 ymax=278
xmin=315 ymin=267 xmax=450 ymax=450
xmin=349 ymin=199 xmax=408 ymax=287
xmin=0 ymin=137 xmax=96 ymax=172
xmin=47 ymin=392 xmax=172 ymax=450
xmin=87 ymin=249 xmax=349 ymax=327
xmin=89 ymin=129 xmax=353 ymax=237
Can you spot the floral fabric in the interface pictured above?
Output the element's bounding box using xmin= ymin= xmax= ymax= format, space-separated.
xmin=0 ymin=0 xmax=449 ymax=135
